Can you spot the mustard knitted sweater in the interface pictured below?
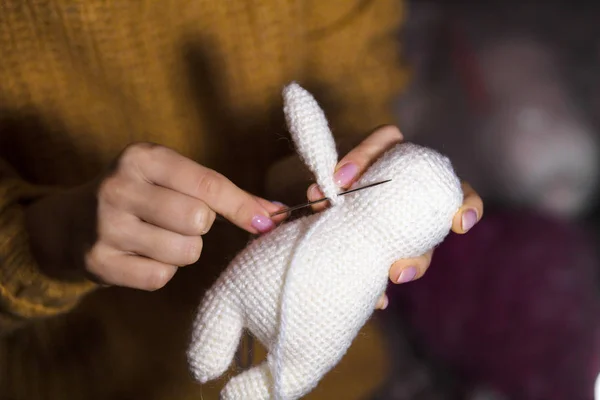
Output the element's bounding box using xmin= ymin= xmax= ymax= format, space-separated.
xmin=0 ymin=1 xmax=408 ymax=398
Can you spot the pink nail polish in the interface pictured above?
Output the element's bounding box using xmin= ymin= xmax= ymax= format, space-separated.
xmin=251 ymin=215 xmax=275 ymax=233
xmin=462 ymin=209 xmax=478 ymax=232
xmin=397 ymin=266 xmax=417 ymax=284
xmin=334 ymin=163 xmax=358 ymax=187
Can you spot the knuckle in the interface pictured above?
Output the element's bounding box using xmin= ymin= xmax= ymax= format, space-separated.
xmin=120 ymin=142 xmax=163 ymax=172
xmin=231 ymin=200 xmax=248 ymax=224
xmin=98 ymin=213 xmax=131 ymax=244
xmin=84 ymin=245 xmax=111 ymax=283
xmin=98 ymin=176 xmax=132 ymax=208
xmin=193 ymin=169 xmax=222 ymax=198
xmin=145 ymin=266 xmax=176 ymax=291
xmin=121 ymin=142 xmax=152 ymax=164
xmin=122 ymin=142 xmax=155 ymax=159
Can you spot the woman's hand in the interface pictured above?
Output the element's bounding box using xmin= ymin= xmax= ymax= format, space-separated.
xmin=25 ymin=142 xmax=282 ymax=291
xmin=306 ymin=126 xmax=484 ymax=310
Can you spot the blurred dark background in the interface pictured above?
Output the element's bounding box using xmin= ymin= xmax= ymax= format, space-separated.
xmin=369 ymin=1 xmax=600 ymax=399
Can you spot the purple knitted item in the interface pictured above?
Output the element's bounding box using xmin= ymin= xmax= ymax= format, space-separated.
xmin=386 ymin=209 xmax=600 ymax=399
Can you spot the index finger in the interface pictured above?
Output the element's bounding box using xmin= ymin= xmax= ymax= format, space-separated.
xmin=128 ymin=144 xmax=275 ymax=234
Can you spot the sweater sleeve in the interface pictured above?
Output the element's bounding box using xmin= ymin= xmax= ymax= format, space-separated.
xmin=0 ymin=158 xmax=96 ymax=335
xmin=304 ymin=0 xmax=411 ymax=151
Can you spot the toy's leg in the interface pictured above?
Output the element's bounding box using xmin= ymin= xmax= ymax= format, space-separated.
xmin=221 ymin=362 xmax=271 ymax=400
xmin=187 ymin=289 xmax=244 ymax=383
xmin=269 ymin=357 xmax=320 ymax=400
xmin=267 ymin=316 xmax=369 ymax=399
xmin=222 ymin=357 xmax=323 ymax=400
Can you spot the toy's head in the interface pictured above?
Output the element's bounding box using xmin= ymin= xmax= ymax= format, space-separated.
xmin=283 ymin=83 xmax=463 ymax=258
xmin=348 ymin=143 xmax=464 ymax=258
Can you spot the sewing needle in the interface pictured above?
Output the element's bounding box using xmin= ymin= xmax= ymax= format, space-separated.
xmin=269 ymin=179 xmax=392 ymax=217
xmin=213 ymin=179 xmax=391 ymax=224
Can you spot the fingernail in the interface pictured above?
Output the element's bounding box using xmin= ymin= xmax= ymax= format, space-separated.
xmin=271 ymin=201 xmax=287 ymax=208
xmin=334 ymin=163 xmax=358 ymax=187
xmin=381 ymin=296 xmax=389 ymax=310
xmin=251 ymin=215 xmax=275 ymax=233
xmin=461 ymin=209 xmax=478 ymax=232
xmin=308 ymin=184 xmax=322 ymax=200
xmin=396 ymin=266 xmax=417 ymax=284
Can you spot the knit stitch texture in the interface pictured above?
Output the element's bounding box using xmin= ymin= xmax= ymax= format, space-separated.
xmin=187 ymin=84 xmax=463 ymax=400
xmin=283 ymin=84 xmax=343 ymax=205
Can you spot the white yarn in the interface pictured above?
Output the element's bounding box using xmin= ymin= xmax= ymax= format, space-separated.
xmin=187 ymin=83 xmax=463 ymax=400
xmin=273 ymin=83 xmax=346 ymax=399
xmin=271 ymin=211 xmax=330 ymax=399
xmin=282 ymin=83 xmax=343 ymax=205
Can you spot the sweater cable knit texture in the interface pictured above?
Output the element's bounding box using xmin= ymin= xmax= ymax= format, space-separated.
xmin=187 ymin=84 xmax=463 ymax=399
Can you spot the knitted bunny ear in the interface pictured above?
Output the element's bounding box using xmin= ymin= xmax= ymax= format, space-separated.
xmin=283 ymin=83 xmax=343 ymax=205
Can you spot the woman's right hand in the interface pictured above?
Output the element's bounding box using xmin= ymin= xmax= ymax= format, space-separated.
xmin=25 ymin=142 xmax=281 ymax=291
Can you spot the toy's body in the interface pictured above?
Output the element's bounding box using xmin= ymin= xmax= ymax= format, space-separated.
xmin=187 ymin=84 xmax=463 ymax=400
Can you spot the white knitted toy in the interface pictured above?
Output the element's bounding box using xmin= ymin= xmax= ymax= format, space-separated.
xmin=187 ymin=83 xmax=463 ymax=400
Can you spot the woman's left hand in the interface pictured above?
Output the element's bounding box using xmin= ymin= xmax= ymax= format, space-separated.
xmin=305 ymin=125 xmax=484 ymax=310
